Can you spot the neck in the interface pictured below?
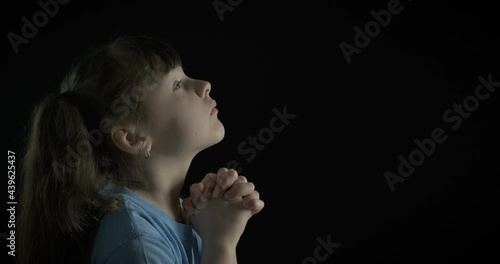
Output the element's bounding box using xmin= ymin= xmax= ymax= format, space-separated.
xmin=132 ymin=153 xmax=195 ymax=223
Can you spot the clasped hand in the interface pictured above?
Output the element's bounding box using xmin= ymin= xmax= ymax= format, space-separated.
xmin=182 ymin=168 xmax=264 ymax=245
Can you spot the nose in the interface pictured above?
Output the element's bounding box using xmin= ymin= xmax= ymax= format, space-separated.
xmin=196 ymin=80 xmax=211 ymax=98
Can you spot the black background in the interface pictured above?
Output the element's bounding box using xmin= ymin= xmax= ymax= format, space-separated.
xmin=2 ymin=0 xmax=499 ymax=263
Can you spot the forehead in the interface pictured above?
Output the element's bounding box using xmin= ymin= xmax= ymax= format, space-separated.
xmin=163 ymin=66 xmax=184 ymax=81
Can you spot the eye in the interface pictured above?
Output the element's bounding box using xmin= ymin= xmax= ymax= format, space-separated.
xmin=174 ymin=80 xmax=182 ymax=90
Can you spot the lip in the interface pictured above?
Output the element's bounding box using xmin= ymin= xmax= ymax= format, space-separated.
xmin=210 ymin=101 xmax=218 ymax=115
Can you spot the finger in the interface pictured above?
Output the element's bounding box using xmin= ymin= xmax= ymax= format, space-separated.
xmin=243 ymin=190 xmax=260 ymax=201
xmin=246 ymin=199 xmax=265 ymax=215
xmin=216 ymin=167 xmax=229 ymax=176
xmin=224 ymin=181 xmax=255 ymax=200
xmin=189 ymin=182 xmax=204 ymax=207
xmin=236 ymin=175 xmax=248 ymax=183
xmin=242 ymin=191 xmax=261 ymax=210
xmin=213 ymin=169 xmax=239 ymax=198
xmin=181 ymin=195 xmax=192 ymax=208
xmin=196 ymin=201 xmax=208 ymax=210
xmin=181 ymin=196 xmax=195 ymax=216
xmin=201 ymin=172 xmax=217 ymax=185
xmin=199 ymin=173 xmax=217 ymax=202
xmin=222 ymin=175 xmax=247 ymax=199
xmin=212 ymin=168 xmax=228 ymax=198
xmin=201 ymin=181 xmax=215 ymax=202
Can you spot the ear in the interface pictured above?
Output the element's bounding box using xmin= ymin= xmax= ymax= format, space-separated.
xmin=110 ymin=124 xmax=151 ymax=155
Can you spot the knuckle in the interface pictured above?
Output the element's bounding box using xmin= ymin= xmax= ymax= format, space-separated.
xmin=202 ymin=173 xmax=216 ymax=183
xmin=218 ymin=167 xmax=229 ymax=173
xmin=238 ymin=176 xmax=248 ymax=182
xmin=217 ymin=174 xmax=229 ymax=185
xmin=221 ymin=179 xmax=232 ymax=187
xmin=189 ymin=183 xmax=201 ymax=192
xmin=227 ymin=169 xmax=238 ymax=177
xmin=229 ymin=172 xmax=239 ymax=181
xmin=220 ymin=172 xmax=236 ymax=186
xmin=246 ymin=182 xmax=255 ymax=190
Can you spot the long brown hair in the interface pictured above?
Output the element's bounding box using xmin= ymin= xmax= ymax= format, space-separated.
xmin=17 ymin=34 xmax=182 ymax=264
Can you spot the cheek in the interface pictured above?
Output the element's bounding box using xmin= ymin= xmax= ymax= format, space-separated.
xmin=151 ymin=100 xmax=206 ymax=136
xmin=176 ymin=110 xmax=204 ymax=132
xmin=164 ymin=112 xmax=199 ymax=135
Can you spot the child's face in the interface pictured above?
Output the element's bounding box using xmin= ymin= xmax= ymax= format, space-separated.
xmin=146 ymin=66 xmax=225 ymax=155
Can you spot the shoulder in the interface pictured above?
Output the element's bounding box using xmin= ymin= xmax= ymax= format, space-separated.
xmin=90 ymin=199 xmax=173 ymax=263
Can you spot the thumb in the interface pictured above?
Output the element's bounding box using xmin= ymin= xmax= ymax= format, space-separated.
xmin=181 ymin=196 xmax=197 ymax=225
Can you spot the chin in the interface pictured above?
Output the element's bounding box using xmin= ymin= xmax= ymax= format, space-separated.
xmin=199 ymin=125 xmax=225 ymax=151
xmin=213 ymin=124 xmax=225 ymax=144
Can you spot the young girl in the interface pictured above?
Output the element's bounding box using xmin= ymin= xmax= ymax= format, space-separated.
xmin=17 ymin=34 xmax=264 ymax=264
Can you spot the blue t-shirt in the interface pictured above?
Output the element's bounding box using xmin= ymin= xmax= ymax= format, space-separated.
xmin=90 ymin=186 xmax=202 ymax=264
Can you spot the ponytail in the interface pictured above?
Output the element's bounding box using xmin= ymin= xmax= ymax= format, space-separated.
xmin=18 ymin=93 xmax=117 ymax=264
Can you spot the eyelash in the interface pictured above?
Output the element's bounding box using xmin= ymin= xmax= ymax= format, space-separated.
xmin=174 ymin=81 xmax=182 ymax=90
